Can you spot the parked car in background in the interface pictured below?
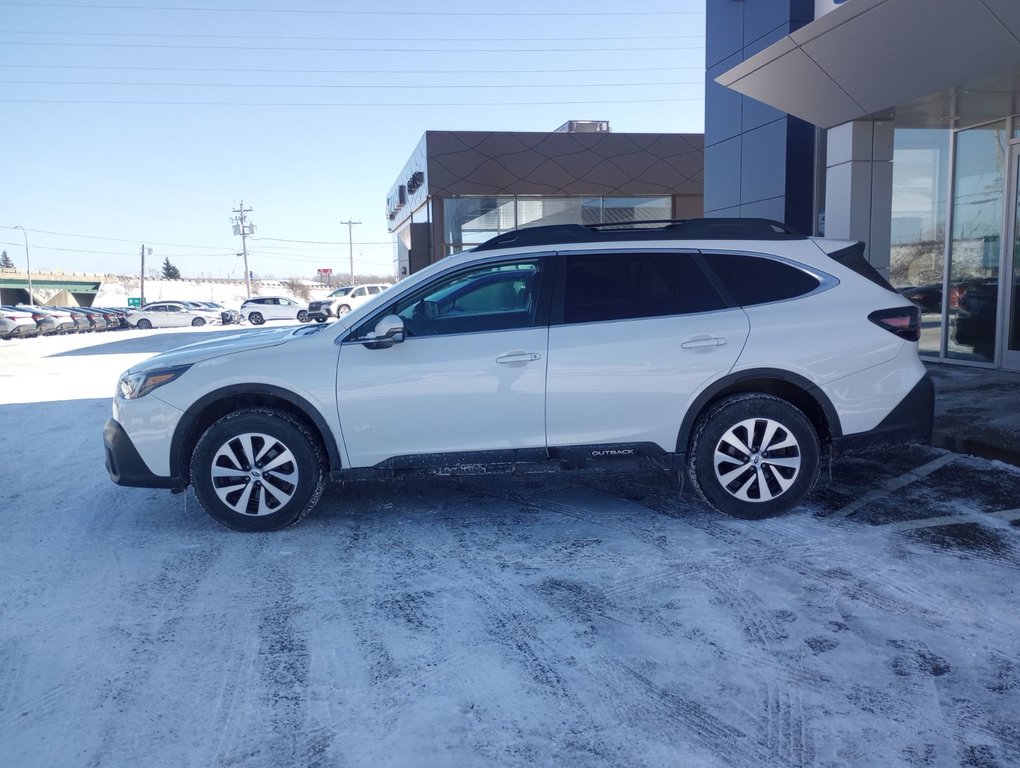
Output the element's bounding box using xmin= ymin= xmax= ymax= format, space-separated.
xmin=898 ymin=283 xmax=943 ymax=314
xmin=0 ymin=306 xmax=39 ymax=339
xmin=126 ymin=301 xmax=216 ymax=329
xmin=96 ymin=307 xmax=131 ymax=328
xmin=307 ymin=283 xmax=390 ymax=322
xmin=15 ymin=305 xmax=76 ymax=334
xmin=239 ymin=296 xmax=310 ymax=325
xmin=195 ymin=301 xmax=241 ymax=325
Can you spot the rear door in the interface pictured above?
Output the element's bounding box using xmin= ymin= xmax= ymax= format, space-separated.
xmin=545 ymin=250 xmax=748 ymax=454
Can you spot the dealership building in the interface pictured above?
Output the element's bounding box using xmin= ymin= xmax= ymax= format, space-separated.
xmin=386 ymin=0 xmax=1020 ymax=372
xmin=385 ymin=124 xmax=704 ymax=277
xmin=708 ymin=0 xmax=1020 ymax=371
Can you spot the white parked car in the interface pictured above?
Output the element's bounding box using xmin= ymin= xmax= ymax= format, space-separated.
xmin=104 ymin=219 xmax=933 ymax=531
xmin=127 ymin=301 xmax=216 ymax=329
xmin=306 ymin=283 xmax=391 ymax=322
xmin=0 ymin=306 xmax=39 ymax=339
xmin=239 ymin=296 xmax=310 ymax=325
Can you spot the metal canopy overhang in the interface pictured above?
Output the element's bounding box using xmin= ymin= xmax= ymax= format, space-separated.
xmin=716 ymin=0 xmax=1020 ymax=130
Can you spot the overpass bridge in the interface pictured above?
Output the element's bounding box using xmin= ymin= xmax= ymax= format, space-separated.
xmin=0 ymin=269 xmax=104 ymax=305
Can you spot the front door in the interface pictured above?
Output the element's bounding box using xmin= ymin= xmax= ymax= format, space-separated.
xmin=1003 ymin=142 xmax=1020 ymax=370
xmin=336 ymin=259 xmax=549 ymax=468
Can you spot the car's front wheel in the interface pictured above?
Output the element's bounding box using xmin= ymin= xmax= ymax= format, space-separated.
xmin=248 ymin=312 xmax=264 ymax=325
xmin=136 ymin=318 xmax=152 ymax=330
xmin=191 ymin=317 xmax=206 ymax=327
xmin=190 ymin=408 xmax=326 ymax=531
xmin=687 ymin=394 xmax=819 ymax=520
xmin=337 ymin=304 xmax=351 ymax=316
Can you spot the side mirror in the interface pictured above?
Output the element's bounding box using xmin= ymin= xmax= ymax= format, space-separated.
xmin=362 ymin=314 xmax=404 ymax=349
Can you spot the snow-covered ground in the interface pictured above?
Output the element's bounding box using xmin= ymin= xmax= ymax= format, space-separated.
xmin=1 ymin=327 xmax=1019 ymax=768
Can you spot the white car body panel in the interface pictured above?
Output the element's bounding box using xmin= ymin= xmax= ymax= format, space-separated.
xmin=337 ymin=327 xmax=548 ymax=467
xmin=819 ymin=344 xmax=928 ymax=435
xmin=545 ymin=309 xmax=749 ymax=451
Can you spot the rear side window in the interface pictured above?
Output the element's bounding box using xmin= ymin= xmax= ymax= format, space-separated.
xmin=703 ymin=252 xmax=820 ymax=306
xmin=562 ymin=252 xmax=727 ymax=324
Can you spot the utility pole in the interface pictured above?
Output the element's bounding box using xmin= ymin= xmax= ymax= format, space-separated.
xmin=232 ymin=201 xmax=255 ymax=298
xmin=340 ymin=219 xmax=361 ymax=285
xmin=13 ymin=226 xmax=31 ymax=303
xmin=139 ymin=244 xmax=151 ymax=306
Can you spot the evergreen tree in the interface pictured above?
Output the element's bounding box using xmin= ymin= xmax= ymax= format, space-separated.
xmin=161 ymin=257 xmax=181 ymax=280
xmin=0 ymin=249 xmax=14 ymax=269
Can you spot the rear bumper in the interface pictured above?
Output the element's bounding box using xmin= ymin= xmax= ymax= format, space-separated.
xmin=832 ymin=373 xmax=934 ymax=452
xmin=103 ymin=418 xmax=183 ymax=490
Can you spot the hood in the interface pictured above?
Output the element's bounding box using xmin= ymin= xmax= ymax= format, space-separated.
xmin=127 ymin=325 xmax=319 ymax=374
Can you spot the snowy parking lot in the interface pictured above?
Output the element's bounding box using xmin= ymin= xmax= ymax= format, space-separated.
xmin=2 ymin=327 xmax=1019 ymax=768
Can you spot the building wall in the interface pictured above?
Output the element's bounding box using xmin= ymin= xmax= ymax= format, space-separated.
xmin=387 ymin=130 xmax=704 ymax=273
xmin=704 ymin=0 xmax=817 ymax=233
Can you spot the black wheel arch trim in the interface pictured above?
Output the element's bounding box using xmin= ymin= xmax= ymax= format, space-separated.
xmin=170 ymin=384 xmax=341 ymax=483
xmin=675 ymin=368 xmax=841 ymax=455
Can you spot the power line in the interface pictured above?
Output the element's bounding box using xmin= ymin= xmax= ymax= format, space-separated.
xmin=0 ymin=79 xmax=699 ymax=89
xmin=0 ymin=3 xmax=702 ymax=17
xmin=16 ymin=226 xmax=230 ymax=250
xmin=0 ymin=30 xmax=702 ymax=42
xmin=0 ymin=64 xmax=701 ymax=74
xmin=0 ymin=97 xmax=701 ymax=106
xmin=0 ymin=40 xmax=696 ymax=53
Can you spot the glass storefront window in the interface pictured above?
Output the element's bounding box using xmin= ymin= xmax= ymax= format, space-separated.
xmin=890 ymin=129 xmax=950 ymax=357
xmin=443 ymin=196 xmax=515 ymax=255
xmin=947 ymin=121 xmax=1007 ymax=363
xmin=443 ymin=195 xmax=674 ymax=255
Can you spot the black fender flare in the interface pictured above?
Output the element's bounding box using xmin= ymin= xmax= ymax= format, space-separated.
xmin=170 ymin=383 xmax=342 ymax=482
xmin=675 ymin=368 xmax=842 ymax=455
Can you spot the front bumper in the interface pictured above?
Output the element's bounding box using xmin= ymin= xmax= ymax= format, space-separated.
xmin=832 ymin=373 xmax=934 ymax=452
xmin=103 ymin=418 xmax=183 ymax=490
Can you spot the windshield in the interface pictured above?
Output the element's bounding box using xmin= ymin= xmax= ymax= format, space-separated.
xmin=329 ymin=287 xmax=354 ymax=297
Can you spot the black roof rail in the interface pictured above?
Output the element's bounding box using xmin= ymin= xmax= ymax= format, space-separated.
xmin=472 ymin=218 xmax=805 ymax=252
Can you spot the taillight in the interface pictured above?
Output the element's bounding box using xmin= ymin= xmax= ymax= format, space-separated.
xmin=869 ymin=306 xmax=920 ymax=341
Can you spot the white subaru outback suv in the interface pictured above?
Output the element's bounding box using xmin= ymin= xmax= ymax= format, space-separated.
xmin=103 ymin=219 xmax=933 ymax=531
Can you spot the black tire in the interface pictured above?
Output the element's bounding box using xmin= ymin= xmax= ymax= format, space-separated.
xmin=687 ymin=393 xmax=819 ymax=520
xmin=249 ymin=312 xmax=265 ymax=325
xmin=137 ymin=318 xmax=152 ymax=330
xmin=191 ymin=317 xmax=206 ymax=327
xmin=297 ymin=310 xmax=309 ymax=323
xmin=190 ymin=408 xmax=326 ymax=532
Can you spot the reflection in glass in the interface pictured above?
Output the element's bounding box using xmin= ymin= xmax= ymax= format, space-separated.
xmin=443 ymin=195 xmax=673 ymax=256
xmin=1010 ymin=155 xmax=1020 ymax=354
xmin=890 ymin=129 xmax=950 ymax=357
xmin=947 ymin=122 xmax=1005 ymax=362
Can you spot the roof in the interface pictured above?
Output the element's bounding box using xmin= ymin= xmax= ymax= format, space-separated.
xmin=715 ymin=0 xmax=1020 ymax=129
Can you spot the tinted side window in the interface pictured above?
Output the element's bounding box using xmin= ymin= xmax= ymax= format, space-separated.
xmin=704 ymin=252 xmax=820 ymax=306
xmin=383 ymin=261 xmax=541 ymax=338
xmin=562 ymin=253 xmax=726 ymax=324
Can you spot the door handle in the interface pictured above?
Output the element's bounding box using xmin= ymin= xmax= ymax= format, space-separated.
xmin=496 ymin=352 xmax=541 ymax=364
xmin=681 ymin=336 xmax=727 ymax=349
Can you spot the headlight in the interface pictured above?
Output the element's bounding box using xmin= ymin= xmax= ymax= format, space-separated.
xmin=117 ymin=365 xmax=192 ymax=400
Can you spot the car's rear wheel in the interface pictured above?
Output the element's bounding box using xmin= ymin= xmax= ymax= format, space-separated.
xmin=249 ymin=312 xmax=264 ymax=325
xmin=190 ymin=408 xmax=326 ymax=532
xmin=297 ymin=310 xmax=309 ymax=323
xmin=137 ymin=318 xmax=152 ymax=330
xmin=191 ymin=317 xmax=206 ymax=327
xmin=687 ymin=394 xmax=819 ymax=520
